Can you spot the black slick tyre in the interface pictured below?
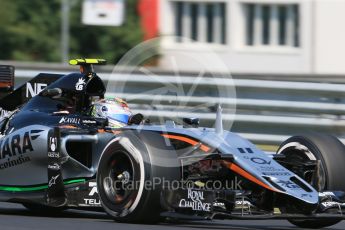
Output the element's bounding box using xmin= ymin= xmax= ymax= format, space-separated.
xmin=97 ymin=130 xmax=180 ymax=223
xmin=277 ymin=134 xmax=345 ymax=228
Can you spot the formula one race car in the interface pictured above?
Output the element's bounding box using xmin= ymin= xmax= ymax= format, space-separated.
xmin=0 ymin=59 xmax=345 ymax=229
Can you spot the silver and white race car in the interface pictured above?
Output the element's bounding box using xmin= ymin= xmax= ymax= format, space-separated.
xmin=0 ymin=59 xmax=344 ymax=228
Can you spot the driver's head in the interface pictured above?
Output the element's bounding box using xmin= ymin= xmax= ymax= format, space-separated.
xmin=91 ymin=97 xmax=132 ymax=128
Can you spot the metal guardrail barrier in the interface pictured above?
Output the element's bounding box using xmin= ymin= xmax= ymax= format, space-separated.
xmin=13 ymin=69 xmax=345 ymax=145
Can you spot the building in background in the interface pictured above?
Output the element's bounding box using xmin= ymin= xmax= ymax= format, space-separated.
xmin=149 ymin=0 xmax=345 ymax=75
xmin=138 ymin=0 xmax=159 ymax=40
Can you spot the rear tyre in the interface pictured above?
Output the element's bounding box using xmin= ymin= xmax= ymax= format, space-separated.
xmin=277 ymin=134 xmax=345 ymax=228
xmin=97 ymin=130 xmax=180 ymax=223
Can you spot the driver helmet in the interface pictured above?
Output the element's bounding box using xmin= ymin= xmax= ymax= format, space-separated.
xmin=91 ymin=97 xmax=132 ymax=128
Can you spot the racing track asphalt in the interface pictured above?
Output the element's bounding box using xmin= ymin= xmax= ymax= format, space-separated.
xmin=0 ymin=202 xmax=344 ymax=230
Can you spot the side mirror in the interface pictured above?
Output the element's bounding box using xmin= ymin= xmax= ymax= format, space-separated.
xmin=128 ymin=113 xmax=144 ymax=125
xmin=183 ymin=117 xmax=200 ymax=128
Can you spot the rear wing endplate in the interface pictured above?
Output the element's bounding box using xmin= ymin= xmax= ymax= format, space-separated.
xmin=0 ymin=65 xmax=14 ymax=94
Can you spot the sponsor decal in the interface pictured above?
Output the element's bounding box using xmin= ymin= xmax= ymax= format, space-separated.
xmin=256 ymin=166 xmax=285 ymax=172
xmin=243 ymin=155 xmax=290 ymax=174
xmin=178 ymin=189 xmax=212 ymax=212
xmin=47 ymin=129 xmax=60 ymax=160
xmin=48 ymin=175 xmax=60 ymax=187
xmin=82 ymin=182 xmax=101 ymax=206
xmin=320 ymin=201 xmax=345 ymax=209
xmin=59 ymin=117 xmax=80 ymax=124
xmin=276 ymin=180 xmax=300 ymax=189
xmin=48 ymin=163 xmax=60 ymax=170
xmin=250 ymin=157 xmax=271 ymax=165
xmin=0 ymin=108 xmax=11 ymax=118
xmin=301 ymin=193 xmax=312 ymax=198
xmin=319 ymin=191 xmax=336 ymax=197
xmin=0 ymin=130 xmax=43 ymax=170
xmin=84 ymin=198 xmax=101 ymax=205
xmin=88 ymin=182 xmax=98 ymax=196
xmin=47 ymin=128 xmax=65 ymax=202
xmin=49 ymin=137 xmax=57 ymax=152
xmin=0 ymin=156 xmax=31 ymax=170
xmin=0 ymin=132 xmax=34 ymax=159
xmin=238 ymin=148 xmax=254 ymax=154
xmin=59 ymin=117 xmax=98 ymax=126
xmin=75 ymin=78 xmax=86 ymax=91
xmin=82 ymin=120 xmax=97 ymax=125
xmin=48 ymin=152 xmax=60 ymax=158
xmin=237 ymin=148 xmax=246 ymax=154
xmin=48 ymin=136 xmax=60 ymax=158
xmin=243 ymin=155 xmax=287 ymax=173
xmin=262 ymin=172 xmax=290 ymax=176
xmin=26 ymin=83 xmax=47 ymax=98
xmin=235 ymin=200 xmax=253 ymax=207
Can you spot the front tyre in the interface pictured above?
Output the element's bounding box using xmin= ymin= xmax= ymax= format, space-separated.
xmin=277 ymin=134 xmax=345 ymax=228
xmin=97 ymin=131 xmax=180 ymax=223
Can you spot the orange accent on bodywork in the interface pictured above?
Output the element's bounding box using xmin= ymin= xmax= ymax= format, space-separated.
xmin=161 ymin=134 xmax=210 ymax=152
xmin=111 ymin=130 xmax=122 ymax=135
xmin=223 ymin=161 xmax=278 ymax=192
xmin=59 ymin=125 xmax=77 ymax=129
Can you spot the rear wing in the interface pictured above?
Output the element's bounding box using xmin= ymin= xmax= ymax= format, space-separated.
xmin=0 ymin=66 xmax=63 ymax=111
xmin=0 ymin=65 xmax=14 ymax=95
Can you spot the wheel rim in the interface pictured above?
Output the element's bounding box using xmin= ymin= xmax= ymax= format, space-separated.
xmin=102 ymin=151 xmax=140 ymax=207
xmin=278 ymin=143 xmax=326 ymax=191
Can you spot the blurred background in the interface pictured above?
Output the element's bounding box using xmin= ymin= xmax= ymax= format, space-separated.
xmin=0 ymin=0 xmax=142 ymax=63
xmin=1 ymin=0 xmax=345 ymax=151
